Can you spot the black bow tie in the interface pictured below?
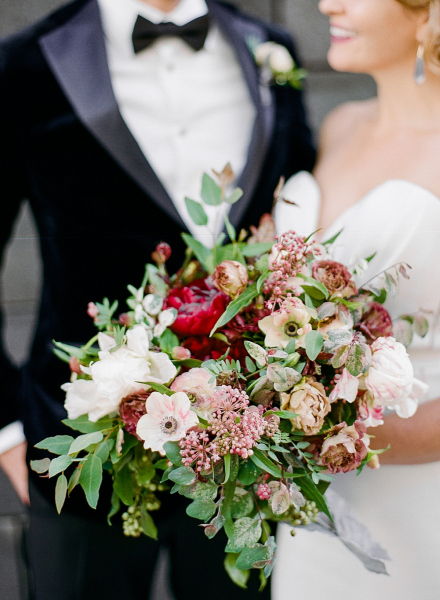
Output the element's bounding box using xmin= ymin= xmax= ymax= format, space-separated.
xmin=132 ymin=14 xmax=210 ymax=53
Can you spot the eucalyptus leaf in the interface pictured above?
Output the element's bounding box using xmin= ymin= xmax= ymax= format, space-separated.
xmin=30 ymin=458 xmax=51 ymax=474
xmin=181 ymin=233 xmax=213 ymax=273
xmin=225 ymin=188 xmax=244 ymax=205
xmin=55 ymin=474 xmax=68 ymax=514
xmin=62 ymin=415 xmax=115 ymax=434
xmin=201 ymin=173 xmax=222 ymax=206
xmin=68 ymin=432 xmax=104 ymax=455
xmin=114 ymin=465 xmax=134 ymax=506
xmin=414 ymin=313 xmax=429 ymax=338
xmin=49 ymin=455 xmax=74 ymax=478
xmin=35 ymin=435 xmax=75 ymax=456
xmin=242 ymin=242 xmax=273 ymax=257
xmin=79 ymin=454 xmax=103 ymax=509
xmin=185 ymin=197 xmax=208 ymax=226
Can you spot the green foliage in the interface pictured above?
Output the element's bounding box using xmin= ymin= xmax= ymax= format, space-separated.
xmin=241 ymin=242 xmax=273 ymax=257
xmin=225 ymin=188 xmax=243 ymax=205
xmin=55 ymin=474 xmax=68 ymax=514
xmin=237 ymin=460 xmax=260 ymax=485
xmin=168 ymin=466 xmax=196 ymax=486
xmin=68 ymin=432 xmax=104 ymax=455
xmin=164 ymin=441 xmax=183 ymax=466
xmin=62 ymin=415 xmax=115 ymax=434
xmin=227 ymin=517 xmax=262 ymax=552
xmin=305 ymin=330 xmax=324 ymax=361
xmin=180 ymin=480 xmax=218 ymax=501
xmin=185 ymin=197 xmax=208 ymax=226
xmin=30 ymin=458 xmax=51 ymax=474
xmin=68 ymin=468 xmax=81 ymax=495
xmin=296 ymin=474 xmax=332 ymax=520
xmin=230 ymin=489 xmax=253 ymax=519
xmin=236 ymin=544 xmax=271 ymax=570
xmin=35 ymin=435 xmax=75 ymax=456
xmin=159 ymin=328 xmax=180 ymax=354
xmin=79 ymin=454 xmax=103 ymax=509
xmin=144 ymin=382 xmax=175 ymax=396
xmin=181 ymin=233 xmax=213 ymax=273
xmin=107 ymin=492 xmax=121 ymax=525
xmin=224 ymin=553 xmax=250 ymax=589
xmin=211 ymin=282 xmax=259 ymax=335
xmin=201 ymin=173 xmax=222 ymax=205
xmin=49 ymin=455 xmax=74 ymax=478
xmin=186 ymin=498 xmax=217 ymax=521
xmin=140 ymin=505 xmax=158 ymax=540
xmin=114 ymin=465 xmax=134 ymax=506
xmin=250 ymin=449 xmax=282 ymax=478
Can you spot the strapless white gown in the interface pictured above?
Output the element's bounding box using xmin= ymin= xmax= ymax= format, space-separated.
xmin=272 ymin=172 xmax=440 ymax=600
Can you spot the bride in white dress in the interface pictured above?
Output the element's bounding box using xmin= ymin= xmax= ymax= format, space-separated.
xmin=273 ymin=1 xmax=440 ymax=598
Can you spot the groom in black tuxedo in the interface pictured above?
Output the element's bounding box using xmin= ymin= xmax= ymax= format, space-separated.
xmin=0 ymin=0 xmax=315 ymax=597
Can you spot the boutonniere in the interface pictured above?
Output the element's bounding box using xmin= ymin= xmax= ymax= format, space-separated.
xmin=248 ymin=38 xmax=307 ymax=89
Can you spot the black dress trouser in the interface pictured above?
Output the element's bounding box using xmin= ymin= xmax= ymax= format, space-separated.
xmin=27 ymin=482 xmax=271 ymax=600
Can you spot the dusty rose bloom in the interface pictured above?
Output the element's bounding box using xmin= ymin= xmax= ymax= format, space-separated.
xmin=69 ymin=356 xmax=82 ymax=375
xmin=87 ymin=302 xmax=99 ymax=319
xmin=171 ymin=346 xmax=192 ymax=360
xmin=119 ymin=391 xmax=150 ymax=439
xmin=318 ymin=421 xmax=368 ymax=474
xmin=212 ymin=260 xmax=248 ymax=298
xmin=357 ymin=302 xmax=393 ymax=343
xmin=312 ymin=260 xmax=357 ymax=298
xmin=280 ymin=377 xmax=330 ymax=435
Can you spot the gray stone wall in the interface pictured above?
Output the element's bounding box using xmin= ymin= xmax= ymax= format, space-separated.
xmin=0 ymin=2 xmax=376 ymax=598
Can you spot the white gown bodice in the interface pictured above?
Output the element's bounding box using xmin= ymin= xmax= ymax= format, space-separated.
xmin=272 ymin=172 xmax=440 ymax=600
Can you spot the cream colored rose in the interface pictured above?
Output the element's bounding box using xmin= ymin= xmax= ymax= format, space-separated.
xmin=281 ymin=377 xmax=330 ymax=435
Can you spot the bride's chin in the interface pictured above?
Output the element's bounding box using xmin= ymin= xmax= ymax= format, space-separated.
xmin=326 ymin=49 xmax=365 ymax=74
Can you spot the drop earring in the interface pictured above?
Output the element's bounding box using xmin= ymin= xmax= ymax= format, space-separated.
xmin=414 ymin=44 xmax=426 ymax=85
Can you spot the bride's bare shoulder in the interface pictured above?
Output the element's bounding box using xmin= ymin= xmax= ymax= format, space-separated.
xmin=318 ymin=98 xmax=377 ymax=153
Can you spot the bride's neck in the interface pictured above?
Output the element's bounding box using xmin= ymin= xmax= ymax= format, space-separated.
xmin=372 ymin=65 xmax=440 ymax=130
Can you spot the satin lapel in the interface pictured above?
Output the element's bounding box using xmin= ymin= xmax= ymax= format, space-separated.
xmin=207 ymin=1 xmax=276 ymax=228
xmin=38 ymin=0 xmax=186 ymax=229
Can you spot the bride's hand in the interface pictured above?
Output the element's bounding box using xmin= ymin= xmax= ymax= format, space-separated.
xmin=370 ymin=398 xmax=440 ymax=464
xmin=0 ymin=442 xmax=30 ymax=505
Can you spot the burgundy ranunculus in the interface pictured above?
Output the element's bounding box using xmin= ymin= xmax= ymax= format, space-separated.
xmin=312 ymin=260 xmax=357 ymax=298
xmin=357 ymin=301 xmax=393 ymax=343
xmin=164 ymin=278 xmax=230 ymax=337
xmin=119 ymin=391 xmax=150 ymax=440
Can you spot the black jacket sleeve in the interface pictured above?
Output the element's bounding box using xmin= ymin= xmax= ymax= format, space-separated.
xmin=0 ymin=42 xmax=30 ymax=430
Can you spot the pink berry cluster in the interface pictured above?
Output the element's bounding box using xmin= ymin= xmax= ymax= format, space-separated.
xmin=179 ymin=386 xmax=280 ymax=472
xmin=179 ymin=428 xmax=220 ymax=473
xmin=257 ymin=483 xmax=272 ymax=500
xmin=264 ymin=231 xmax=313 ymax=310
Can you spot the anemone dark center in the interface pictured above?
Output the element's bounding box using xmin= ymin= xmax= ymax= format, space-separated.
xmin=160 ymin=416 xmax=178 ymax=434
xmin=284 ymin=322 xmax=299 ymax=337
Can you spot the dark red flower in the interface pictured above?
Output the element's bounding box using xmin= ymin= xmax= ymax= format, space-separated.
xmin=182 ymin=334 xmax=247 ymax=364
xmin=357 ymin=301 xmax=393 ymax=343
xmin=164 ymin=278 xmax=230 ymax=337
xmin=119 ymin=391 xmax=150 ymax=440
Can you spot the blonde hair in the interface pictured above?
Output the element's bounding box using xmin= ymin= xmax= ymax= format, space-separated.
xmin=396 ymin=0 xmax=440 ymax=73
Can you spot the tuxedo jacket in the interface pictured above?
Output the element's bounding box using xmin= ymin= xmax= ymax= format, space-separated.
xmin=0 ymin=0 xmax=315 ymax=511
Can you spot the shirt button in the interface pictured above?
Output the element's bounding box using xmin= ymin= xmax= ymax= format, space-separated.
xmin=166 ymin=63 xmax=175 ymax=71
xmin=179 ymin=128 xmax=187 ymax=136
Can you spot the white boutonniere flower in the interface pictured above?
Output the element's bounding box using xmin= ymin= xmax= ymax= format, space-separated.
xmin=250 ymin=39 xmax=307 ymax=89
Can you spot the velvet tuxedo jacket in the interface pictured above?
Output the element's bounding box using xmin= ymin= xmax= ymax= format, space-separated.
xmin=0 ymin=0 xmax=315 ymax=513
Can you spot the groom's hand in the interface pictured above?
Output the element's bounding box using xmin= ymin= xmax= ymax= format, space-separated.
xmin=0 ymin=442 xmax=30 ymax=505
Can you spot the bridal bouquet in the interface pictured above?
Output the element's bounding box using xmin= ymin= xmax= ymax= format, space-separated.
xmin=31 ymin=168 xmax=427 ymax=588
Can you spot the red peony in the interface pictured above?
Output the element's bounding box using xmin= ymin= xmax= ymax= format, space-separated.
xmin=182 ymin=333 xmax=247 ymax=364
xmin=164 ymin=278 xmax=230 ymax=337
xmin=357 ymin=301 xmax=393 ymax=343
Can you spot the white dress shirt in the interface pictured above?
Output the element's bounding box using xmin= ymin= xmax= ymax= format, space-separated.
xmin=98 ymin=0 xmax=256 ymax=246
xmin=0 ymin=0 xmax=256 ymax=454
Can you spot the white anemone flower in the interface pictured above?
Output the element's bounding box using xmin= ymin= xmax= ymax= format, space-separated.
xmin=136 ymin=391 xmax=199 ymax=454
